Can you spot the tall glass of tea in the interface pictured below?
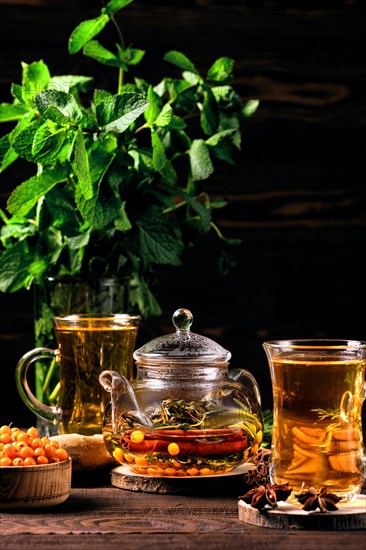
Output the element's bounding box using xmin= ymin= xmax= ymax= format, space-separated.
xmin=263 ymin=339 xmax=366 ymax=502
xmin=16 ymin=314 xmax=141 ymax=435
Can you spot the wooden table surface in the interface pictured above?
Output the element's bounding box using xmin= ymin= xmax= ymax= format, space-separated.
xmin=1 ymin=474 xmax=365 ymax=550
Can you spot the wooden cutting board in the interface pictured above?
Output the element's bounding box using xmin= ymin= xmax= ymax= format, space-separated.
xmin=238 ymin=494 xmax=366 ymax=530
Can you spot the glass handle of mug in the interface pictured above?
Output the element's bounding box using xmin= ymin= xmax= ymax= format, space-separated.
xmin=15 ymin=348 xmax=62 ymax=424
xmin=229 ymin=368 xmax=262 ymax=406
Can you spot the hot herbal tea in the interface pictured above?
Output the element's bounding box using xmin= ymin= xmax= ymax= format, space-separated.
xmin=56 ymin=320 xmax=139 ymax=435
xmin=264 ymin=341 xmax=366 ymax=502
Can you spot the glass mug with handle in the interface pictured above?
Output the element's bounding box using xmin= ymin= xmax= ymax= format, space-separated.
xmin=16 ymin=314 xmax=141 ymax=436
xmin=263 ymin=339 xmax=366 ymax=503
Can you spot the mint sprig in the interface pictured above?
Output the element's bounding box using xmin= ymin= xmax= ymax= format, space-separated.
xmin=0 ymin=0 xmax=258 ymax=317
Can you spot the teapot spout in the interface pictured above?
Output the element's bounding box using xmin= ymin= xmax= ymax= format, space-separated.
xmin=99 ymin=370 xmax=153 ymax=431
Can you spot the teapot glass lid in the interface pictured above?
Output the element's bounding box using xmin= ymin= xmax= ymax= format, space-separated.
xmin=133 ymin=308 xmax=231 ymax=364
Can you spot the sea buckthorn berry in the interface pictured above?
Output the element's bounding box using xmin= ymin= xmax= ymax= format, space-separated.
xmin=0 ymin=433 xmax=11 ymax=445
xmin=3 ymin=444 xmax=16 ymax=459
xmin=26 ymin=427 xmax=39 ymax=439
xmin=24 ymin=457 xmax=37 ymax=466
xmin=44 ymin=444 xmax=56 ymax=458
xmin=34 ymin=447 xmax=46 ymax=457
xmin=0 ymin=457 xmax=12 ymax=466
xmin=199 ymin=468 xmax=213 ymax=476
xmin=18 ymin=446 xmax=34 ymax=459
xmin=55 ymin=448 xmax=68 ymax=462
xmin=16 ymin=432 xmax=29 ymax=443
xmin=167 ymin=443 xmax=180 ymax=456
xmin=124 ymin=453 xmax=135 ymax=463
xmin=130 ymin=430 xmax=144 ymax=443
xmin=12 ymin=457 xmax=24 ymax=466
xmin=164 ymin=468 xmax=177 ymax=476
xmin=31 ymin=438 xmax=44 ymax=449
xmin=134 ymin=456 xmax=148 ymax=467
xmin=11 ymin=432 xmax=19 ymax=442
xmin=36 ymin=456 xmax=49 ymax=465
xmin=0 ymin=425 xmax=12 ymax=435
xmin=113 ymin=447 xmax=124 ymax=463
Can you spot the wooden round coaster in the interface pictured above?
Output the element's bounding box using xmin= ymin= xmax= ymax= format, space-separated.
xmin=238 ymin=495 xmax=366 ymax=530
xmin=111 ymin=464 xmax=250 ymax=495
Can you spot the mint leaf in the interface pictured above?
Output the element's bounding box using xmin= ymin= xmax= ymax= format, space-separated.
xmin=21 ymin=60 xmax=51 ymax=104
xmin=11 ymin=118 xmax=44 ymax=162
xmin=96 ymin=92 xmax=149 ymax=134
xmin=136 ymin=206 xmax=183 ymax=266
xmin=163 ymin=51 xmax=199 ymax=75
xmin=116 ymin=44 xmax=145 ymax=67
xmin=207 ymin=57 xmax=234 ymax=82
xmin=11 ymin=83 xmax=23 ymax=102
xmin=183 ymin=193 xmax=212 ymax=233
xmin=144 ymin=86 xmax=162 ymax=124
xmin=0 ymin=240 xmax=33 ymax=292
xmin=65 ymin=230 xmax=90 ymax=250
xmin=73 ymin=129 xmax=93 ymax=200
xmin=189 ymin=139 xmax=214 ymax=181
xmin=94 ymin=88 xmax=113 ymax=105
xmin=206 ymin=129 xmax=240 ymax=165
xmin=78 ymin=189 xmax=120 ymax=230
xmin=37 ymin=227 xmax=64 ymax=268
xmin=151 ymin=131 xmax=167 ymax=172
xmin=83 ymin=40 xmax=121 ymax=67
xmin=50 ymin=75 xmax=93 ymax=94
xmin=35 ymin=89 xmax=82 ymax=122
xmin=44 ymin=186 xmax=80 ymax=234
xmin=75 ymin=140 xmax=116 ymax=225
xmin=155 ymin=104 xmax=173 ymax=127
xmin=200 ymin=87 xmax=218 ymax=135
xmin=102 ymin=0 xmax=134 ymax=16
xmin=68 ymin=14 xmax=110 ymax=54
xmin=0 ymin=219 xmax=36 ymax=246
xmin=114 ymin=202 xmax=132 ymax=232
xmin=0 ymin=103 xmax=29 ymax=122
xmin=243 ymin=99 xmax=260 ymax=117
xmin=32 ymin=121 xmax=68 ymax=163
xmin=7 ymin=166 xmax=69 ymax=217
xmin=0 ymin=134 xmax=18 ymax=172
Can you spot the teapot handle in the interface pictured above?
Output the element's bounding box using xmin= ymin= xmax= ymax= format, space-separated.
xmin=229 ymin=368 xmax=262 ymax=406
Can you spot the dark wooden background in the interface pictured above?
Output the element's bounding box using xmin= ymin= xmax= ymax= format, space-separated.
xmin=1 ymin=0 xmax=366 ymax=426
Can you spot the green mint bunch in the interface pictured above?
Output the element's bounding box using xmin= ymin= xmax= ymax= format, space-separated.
xmin=0 ymin=0 xmax=258 ymax=317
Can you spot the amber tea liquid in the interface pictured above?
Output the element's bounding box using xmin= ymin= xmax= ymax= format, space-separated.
xmin=56 ymin=320 xmax=138 ymax=435
xmin=267 ymin=347 xmax=366 ymax=501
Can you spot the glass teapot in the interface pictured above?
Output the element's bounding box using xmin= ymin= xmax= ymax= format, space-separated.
xmin=99 ymin=308 xmax=263 ymax=477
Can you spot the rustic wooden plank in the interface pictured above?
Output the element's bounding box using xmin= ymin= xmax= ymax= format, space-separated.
xmin=1 ymin=488 xmax=366 ymax=549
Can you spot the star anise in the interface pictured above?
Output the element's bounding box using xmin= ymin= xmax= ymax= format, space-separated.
xmin=295 ymin=486 xmax=341 ymax=513
xmin=239 ymin=482 xmax=293 ymax=510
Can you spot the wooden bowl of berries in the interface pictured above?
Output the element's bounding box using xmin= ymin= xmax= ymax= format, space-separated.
xmin=0 ymin=424 xmax=71 ymax=509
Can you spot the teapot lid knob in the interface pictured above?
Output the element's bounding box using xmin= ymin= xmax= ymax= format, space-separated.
xmin=172 ymin=308 xmax=193 ymax=332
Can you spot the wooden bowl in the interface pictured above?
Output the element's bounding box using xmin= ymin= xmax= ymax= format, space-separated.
xmin=0 ymin=458 xmax=72 ymax=509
